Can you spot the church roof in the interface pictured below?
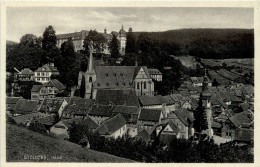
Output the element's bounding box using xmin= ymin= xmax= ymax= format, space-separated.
xmin=94 ymin=66 xmax=136 ymax=89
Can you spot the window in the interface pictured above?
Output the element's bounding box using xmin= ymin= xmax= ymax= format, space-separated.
xmin=120 ymin=73 xmax=123 ymax=76
xmin=106 ymin=82 xmax=109 ymax=86
xmin=114 ymin=73 xmax=116 ymax=76
xmin=116 ymin=82 xmax=119 ymax=86
xmin=37 ymin=78 xmax=40 ymax=81
xmin=42 ymin=73 xmax=45 ymax=76
xmin=37 ymin=73 xmax=40 ymax=76
xmin=89 ymin=77 xmax=92 ymax=82
xmin=137 ymin=82 xmax=140 ymax=89
xmin=144 ymin=81 xmax=147 ymax=89
xmin=105 ymin=73 xmax=108 ymax=77
xmin=42 ymin=78 xmax=45 ymax=81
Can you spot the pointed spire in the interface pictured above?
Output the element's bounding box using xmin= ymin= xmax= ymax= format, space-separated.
xmin=87 ymin=41 xmax=94 ymax=72
xmin=104 ymin=28 xmax=107 ymax=34
xmin=121 ymin=24 xmax=124 ymax=30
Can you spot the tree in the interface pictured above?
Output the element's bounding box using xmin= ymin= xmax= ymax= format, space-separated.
xmin=17 ymin=81 xmax=42 ymax=99
xmin=68 ymin=121 xmax=88 ymax=144
xmin=125 ymin=28 xmax=136 ymax=54
xmin=41 ymin=25 xmax=60 ymax=64
xmin=137 ymin=33 xmax=154 ymax=53
xmin=29 ymin=122 xmax=47 ymax=134
xmin=193 ymin=98 xmax=208 ymax=134
xmin=109 ymin=34 xmax=120 ymax=58
xmin=83 ymin=30 xmax=106 ymax=55
xmin=20 ymin=34 xmax=41 ymax=47
xmin=59 ymin=38 xmax=80 ymax=96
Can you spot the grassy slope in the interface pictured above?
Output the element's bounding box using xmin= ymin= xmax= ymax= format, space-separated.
xmin=6 ymin=124 xmax=134 ymax=162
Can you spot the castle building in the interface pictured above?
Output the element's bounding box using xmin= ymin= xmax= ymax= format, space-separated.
xmin=56 ymin=26 xmax=127 ymax=55
xmin=201 ymin=69 xmax=213 ymax=138
xmin=77 ymin=43 xmax=154 ymax=99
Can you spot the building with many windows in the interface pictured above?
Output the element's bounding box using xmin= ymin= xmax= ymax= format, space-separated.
xmin=34 ymin=63 xmax=59 ymax=83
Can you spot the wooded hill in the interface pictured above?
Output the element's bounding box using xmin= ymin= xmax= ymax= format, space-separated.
xmin=134 ymin=28 xmax=254 ymax=59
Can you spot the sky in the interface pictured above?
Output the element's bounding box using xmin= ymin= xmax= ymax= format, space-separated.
xmin=6 ymin=7 xmax=254 ymax=42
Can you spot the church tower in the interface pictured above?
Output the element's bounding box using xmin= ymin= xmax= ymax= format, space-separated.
xmin=201 ymin=69 xmax=213 ymax=139
xmin=84 ymin=42 xmax=96 ymax=99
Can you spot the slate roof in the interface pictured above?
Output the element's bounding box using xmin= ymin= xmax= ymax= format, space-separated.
xmin=14 ymin=99 xmax=38 ymax=115
xmin=173 ymin=109 xmax=195 ymax=126
xmin=35 ymin=64 xmax=59 ymax=73
xmin=138 ymin=95 xmax=161 ymax=106
xmin=94 ymin=114 xmax=127 ymax=135
xmin=157 ymin=95 xmax=175 ymax=105
xmin=31 ymin=85 xmax=43 ymax=92
xmin=164 ymin=120 xmax=180 ymax=134
xmin=43 ymin=79 xmax=65 ymax=91
xmin=96 ymin=89 xmax=139 ymax=107
xmin=229 ymin=111 xmax=253 ymax=128
xmin=19 ymin=68 xmax=34 ymax=75
xmin=112 ymin=106 xmax=139 ymax=115
xmin=148 ymin=68 xmax=162 ymax=75
xmin=94 ymin=66 xmax=135 ymax=89
xmin=234 ymin=128 xmax=253 ymax=142
xmin=138 ymin=109 xmax=162 ymax=122
xmin=88 ymin=105 xmax=115 ymax=117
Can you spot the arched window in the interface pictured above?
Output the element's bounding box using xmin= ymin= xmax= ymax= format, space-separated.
xmin=137 ymin=82 xmax=140 ymax=89
xmin=89 ymin=77 xmax=92 ymax=82
xmin=144 ymin=81 xmax=147 ymax=89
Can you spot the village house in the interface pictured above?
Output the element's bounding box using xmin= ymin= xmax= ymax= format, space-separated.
xmin=138 ymin=95 xmax=162 ymax=109
xmin=61 ymin=97 xmax=94 ymax=118
xmin=33 ymin=115 xmax=57 ymax=132
xmin=31 ymin=79 xmax=65 ymax=101
xmin=16 ymin=68 xmax=35 ymax=81
xmin=39 ymin=98 xmax=68 ymax=118
xmin=12 ymin=99 xmax=39 ymax=116
xmin=112 ymin=105 xmax=140 ymax=137
xmin=159 ymin=120 xmax=181 ymax=145
xmin=88 ymin=105 xmax=115 ymax=124
xmin=156 ymin=95 xmax=176 ymax=117
xmin=12 ymin=112 xmax=50 ymax=126
xmin=94 ymin=113 xmax=127 ymax=139
xmin=50 ymin=117 xmax=98 ymax=139
xmin=6 ymin=97 xmax=23 ymax=116
xmin=137 ymin=108 xmax=163 ymax=134
xmin=34 ymin=63 xmax=59 ymax=83
xmin=221 ymin=110 xmax=253 ymax=139
xmin=164 ymin=109 xmax=195 ymax=140
xmin=148 ymin=68 xmax=163 ymax=81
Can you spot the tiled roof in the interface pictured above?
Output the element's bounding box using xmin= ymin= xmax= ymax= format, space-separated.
xmin=234 ymin=128 xmax=253 ymax=142
xmin=229 ymin=111 xmax=253 ymax=128
xmin=14 ymin=99 xmax=38 ymax=115
xmin=84 ymin=117 xmax=99 ymax=130
xmin=179 ymin=90 xmax=190 ymax=97
xmin=169 ymin=94 xmax=183 ymax=102
xmin=88 ymin=105 xmax=114 ymax=117
xmin=95 ymin=114 xmax=126 ymax=135
xmin=31 ymin=85 xmax=43 ymax=92
xmin=35 ymin=64 xmax=59 ymax=72
xmin=133 ymin=66 xmax=151 ymax=79
xmin=190 ymin=77 xmax=204 ymax=84
xmin=241 ymin=85 xmax=254 ymax=95
xmin=43 ymin=79 xmax=65 ymax=91
xmin=6 ymin=97 xmax=22 ymax=104
xmin=138 ymin=95 xmax=161 ymax=106
xmin=40 ymin=98 xmax=65 ymax=114
xmin=212 ymin=121 xmax=221 ymax=128
xmin=61 ymin=117 xmax=83 ymax=128
xmin=148 ymin=68 xmax=162 ymax=75
xmin=35 ymin=115 xmax=56 ymax=126
xmin=173 ymin=109 xmax=195 ymax=126
xmin=96 ymin=89 xmax=139 ymax=107
xmin=56 ymin=30 xmax=89 ymax=40
xmin=12 ymin=112 xmax=48 ymax=125
xmin=138 ymin=109 xmax=162 ymax=122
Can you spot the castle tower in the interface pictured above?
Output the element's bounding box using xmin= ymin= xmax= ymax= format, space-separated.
xmin=84 ymin=42 xmax=96 ymax=99
xmin=118 ymin=25 xmax=126 ymax=55
xmin=201 ymin=69 xmax=213 ymax=139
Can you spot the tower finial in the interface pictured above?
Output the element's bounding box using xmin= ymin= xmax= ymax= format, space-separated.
xmin=122 ymin=24 xmax=124 ymax=30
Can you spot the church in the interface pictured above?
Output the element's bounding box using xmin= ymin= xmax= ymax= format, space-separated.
xmin=77 ymin=43 xmax=155 ymax=99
